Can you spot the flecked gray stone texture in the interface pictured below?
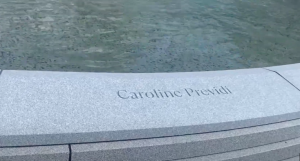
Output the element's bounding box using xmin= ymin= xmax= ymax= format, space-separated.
xmin=71 ymin=119 xmax=300 ymax=161
xmin=266 ymin=63 xmax=300 ymax=90
xmin=281 ymin=156 xmax=300 ymax=161
xmin=0 ymin=145 xmax=69 ymax=161
xmin=176 ymin=137 xmax=300 ymax=161
xmin=1 ymin=68 xmax=300 ymax=147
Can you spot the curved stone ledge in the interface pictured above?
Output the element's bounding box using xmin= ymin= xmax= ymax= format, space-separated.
xmin=0 ymin=64 xmax=300 ymax=147
xmin=282 ymin=156 xmax=300 ymax=161
xmin=71 ymin=119 xmax=300 ymax=161
xmin=176 ymin=136 xmax=300 ymax=161
xmin=2 ymin=119 xmax=300 ymax=161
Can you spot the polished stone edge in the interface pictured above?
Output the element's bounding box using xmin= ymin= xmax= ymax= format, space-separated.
xmin=265 ymin=63 xmax=300 ymax=71
xmin=0 ymin=145 xmax=69 ymax=161
xmin=1 ymin=63 xmax=298 ymax=77
xmin=281 ymin=156 xmax=300 ymax=161
xmin=0 ymin=66 xmax=270 ymax=77
xmin=176 ymin=137 xmax=300 ymax=161
xmin=1 ymin=119 xmax=299 ymax=161
xmin=3 ymin=111 xmax=300 ymax=147
xmin=71 ymin=119 xmax=300 ymax=161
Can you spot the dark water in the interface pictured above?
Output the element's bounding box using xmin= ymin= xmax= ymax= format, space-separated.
xmin=0 ymin=0 xmax=300 ymax=73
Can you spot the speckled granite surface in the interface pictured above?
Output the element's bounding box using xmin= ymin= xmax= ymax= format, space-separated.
xmin=1 ymin=68 xmax=300 ymax=146
xmin=0 ymin=0 xmax=299 ymax=72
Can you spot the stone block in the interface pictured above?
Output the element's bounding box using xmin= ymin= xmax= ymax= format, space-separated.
xmin=71 ymin=119 xmax=300 ymax=161
xmin=0 ymin=145 xmax=69 ymax=161
xmin=1 ymin=68 xmax=300 ymax=146
xmin=178 ymin=137 xmax=300 ymax=161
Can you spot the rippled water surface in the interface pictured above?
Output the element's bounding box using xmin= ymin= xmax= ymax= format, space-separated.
xmin=0 ymin=0 xmax=300 ymax=72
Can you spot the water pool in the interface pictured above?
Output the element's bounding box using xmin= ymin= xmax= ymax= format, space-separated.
xmin=0 ymin=0 xmax=299 ymax=72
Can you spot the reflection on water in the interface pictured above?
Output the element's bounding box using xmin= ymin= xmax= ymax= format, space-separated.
xmin=0 ymin=0 xmax=299 ymax=72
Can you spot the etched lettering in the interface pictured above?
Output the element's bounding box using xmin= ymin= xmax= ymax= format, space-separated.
xmin=130 ymin=92 xmax=138 ymax=99
xmin=185 ymin=88 xmax=194 ymax=96
xmin=117 ymin=90 xmax=129 ymax=99
xmin=201 ymin=90 xmax=209 ymax=95
xmin=145 ymin=92 xmax=155 ymax=98
xmin=174 ymin=91 xmax=182 ymax=97
xmin=117 ymin=86 xmax=233 ymax=99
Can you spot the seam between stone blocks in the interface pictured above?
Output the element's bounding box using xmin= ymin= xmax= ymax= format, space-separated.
xmin=68 ymin=144 xmax=72 ymax=161
xmin=264 ymin=68 xmax=300 ymax=92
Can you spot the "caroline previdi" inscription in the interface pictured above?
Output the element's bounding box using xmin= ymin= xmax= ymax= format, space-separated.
xmin=117 ymin=86 xmax=232 ymax=99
